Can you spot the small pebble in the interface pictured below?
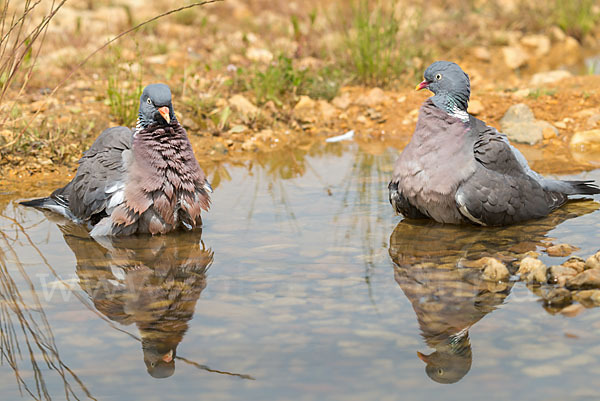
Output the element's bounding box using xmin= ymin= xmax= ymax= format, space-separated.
xmin=585 ymin=251 xmax=600 ymax=270
xmin=517 ymin=257 xmax=545 ymax=275
xmin=542 ymin=287 xmax=572 ymax=306
xmin=518 ymin=257 xmax=547 ymax=283
xmin=527 ymin=265 xmax=547 ymax=283
xmin=481 ymin=258 xmax=510 ymax=281
xmin=468 ymin=99 xmax=484 ymax=115
xmin=546 ymin=243 xmax=579 ymax=257
xmin=542 ymin=127 xmax=557 ymax=139
xmin=472 ymin=46 xmax=491 ymax=61
xmin=560 ymin=304 xmax=585 ymax=317
xmin=573 ymin=290 xmax=600 ymax=307
xmin=562 ymin=256 xmax=586 ymax=273
xmin=549 ymin=265 xmax=578 ymax=284
xmin=566 ymin=269 xmax=600 ymax=289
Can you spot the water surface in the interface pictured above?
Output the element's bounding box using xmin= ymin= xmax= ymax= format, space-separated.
xmin=1 ymin=142 xmax=600 ymax=401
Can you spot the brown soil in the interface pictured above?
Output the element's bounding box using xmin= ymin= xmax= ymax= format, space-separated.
xmin=3 ymin=74 xmax=600 ymax=195
xmin=1 ymin=0 xmax=600 ymax=192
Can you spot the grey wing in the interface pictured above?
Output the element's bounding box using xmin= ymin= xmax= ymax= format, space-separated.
xmin=476 ymin=122 xmax=582 ymax=194
xmin=471 ymin=122 xmax=527 ymax=176
xmin=59 ymin=126 xmax=133 ymax=222
xmin=456 ymin=123 xmax=565 ymax=226
xmin=455 ymin=168 xmax=563 ymax=226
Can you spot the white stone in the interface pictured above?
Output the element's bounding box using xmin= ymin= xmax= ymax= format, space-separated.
xmin=521 ymin=34 xmax=551 ymax=57
xmin=468 ymin=99 xmax=484 ymax=115
xmin=246 ymin=47 xmax=273 ymax=64
xmin=502 ymin=45 xmax=529 ymax=69
xmin=530 ymin=70 xmax=572 ymax=86
xmin=472 ymin=46 xmax=491 ymax=62
xmin=355 ymin=88 xmax=388 ymax=106
xmin=229 ymin=94 xmax=258 ymax=117
xmin=550 ymin=26 xmax=567 ymax=42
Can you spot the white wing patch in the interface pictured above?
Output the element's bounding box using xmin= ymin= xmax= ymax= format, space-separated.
xmin=110 ymin=266 xmax=126 ymax=282
xmin=456 ymin=191 xmax=487 ymax=226
xmin=105 ymin=181 xmax=125 ymax=194
xmin=43 ymin=204 xmax=80 ymax=222
xmin=106 ymin=189 xmax=125 ymax=212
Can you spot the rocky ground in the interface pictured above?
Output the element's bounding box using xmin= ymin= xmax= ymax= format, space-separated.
xmin=1 ymin=0 xmax=599 ymax=183
xmin=475 ymin=249 xmax=600 ymax=317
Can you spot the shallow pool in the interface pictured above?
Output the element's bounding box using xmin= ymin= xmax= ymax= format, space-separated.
xmin=1 ymin=142 xmax=600 ymax=401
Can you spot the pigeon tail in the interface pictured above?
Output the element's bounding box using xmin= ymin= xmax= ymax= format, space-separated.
xmin=20 ymin=197 xmax=52 ymax=208
xmin=563 ymin=180 xmax=600 ymax=195
xmin=20 ymin=196 xmax=77 ymax=221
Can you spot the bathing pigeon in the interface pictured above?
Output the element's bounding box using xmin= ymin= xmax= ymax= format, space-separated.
xmin=389 ymin=61 xmax=600 ymax=226
xmin=21 ymin=83 xmax=212 ymax=236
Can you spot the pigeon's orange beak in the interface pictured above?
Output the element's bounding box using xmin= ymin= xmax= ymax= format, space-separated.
xmin=158 ymin=106 xmax=170 ymax=124
xmin=417 ymin=351 xmax=431 ymax=363
xmin=415 ymin=80 xmax=429 ymax=91
xmin=162 ymin=350 xmax=173 ymax=363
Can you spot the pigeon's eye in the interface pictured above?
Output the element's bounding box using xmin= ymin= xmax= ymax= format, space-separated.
xmin=146 ymin=98 xmax=152 ymax=105
xmin=437 ymin=368 xmax=444 ymax=376
xmin=435 ymin=73 xmax=442 ymax=81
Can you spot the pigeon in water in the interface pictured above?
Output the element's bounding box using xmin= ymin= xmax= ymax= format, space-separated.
xmin=21 ymin=83 xmax=212 ymax=236
xmin=388 ymin=61 xmax=600 ymax=226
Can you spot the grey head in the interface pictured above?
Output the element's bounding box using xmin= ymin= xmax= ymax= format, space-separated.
xmin=143 ymin=343 xmax=176 ymax=379
xmin=416 ymin=61 xmax=471 ymax=117
xmin=137 ymin=83 xmax=177 ymax=129
xmin=417 ymin=332 xmax=472 ymax=384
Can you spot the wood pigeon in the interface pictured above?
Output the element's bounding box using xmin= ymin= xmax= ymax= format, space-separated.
xmin=389 ymin=61 xmax=599 ymax=226
xmin=21 ymin=84 xmax=212 ymax=236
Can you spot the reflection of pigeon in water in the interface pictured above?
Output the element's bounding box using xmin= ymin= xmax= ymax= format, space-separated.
xmin=388 ymin=201 xmax=599 ymax=384
xmin=389 ymin=61 xmax=599 ymax=225
xmin=393 ymin=262 xmax=505 ymax=384
xmin=60 ymin=224 xmax=213 ymax=378
xmin=392 ymin=238 xmax=510 ymax=384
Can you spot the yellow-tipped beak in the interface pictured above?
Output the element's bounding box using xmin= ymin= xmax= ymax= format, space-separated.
xmin=416 ymin=80 xmax=429 ymax=91
xmin=417 ymin=351 xmax=430 ymax=363
xmin=162 ymin=350 xmax=173 ymax=363
xmin=158 ymin=106 xmax=170 ymax=124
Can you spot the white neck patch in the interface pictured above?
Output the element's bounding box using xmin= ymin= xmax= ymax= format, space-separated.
xmin=134 ymin=119 xmax=142 ymax=136
xmin=449 ymin=104 xmax=469 ymax=122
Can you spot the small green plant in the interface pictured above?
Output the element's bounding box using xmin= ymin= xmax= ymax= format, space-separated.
xmin=304 ymin=66 xmax=343 ymax=101
xmin=290 ymin=14 xmax=301 ymax=42
xmin=553 ymin=0 xmax=598 ymax=40
xmin=343 ymin=0 xmax=423 ymax=86
xmin=106 ymin=46 xmax=143 ymax=126
xmin=527 ymin=88 xmax=557 ymax=99
xmin=239 ymin=55 xmax=342 ymax=106
xmin=249 ymin=55 xmax=305 ymax=106
xmin=183 ymin=91 xmax=222 ymax=132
